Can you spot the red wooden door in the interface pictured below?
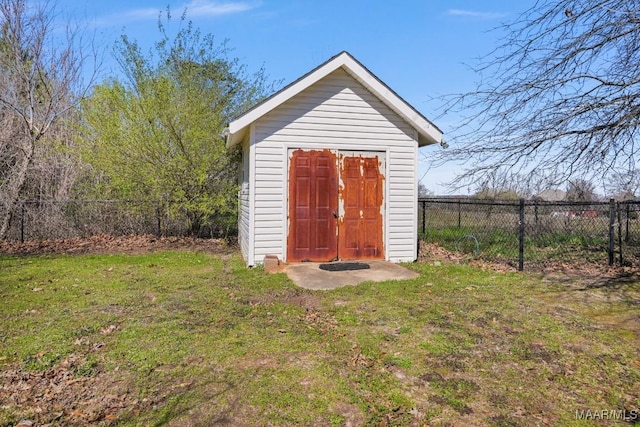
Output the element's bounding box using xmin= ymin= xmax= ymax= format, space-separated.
xmin=338 ymin=153 xmax=384 ymax=260
xmin=287 ymin=149 xmax=338 ymax=262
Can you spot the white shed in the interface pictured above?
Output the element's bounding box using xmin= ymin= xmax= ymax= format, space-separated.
xmin=225 ymin=51 xmax=443 ymax=266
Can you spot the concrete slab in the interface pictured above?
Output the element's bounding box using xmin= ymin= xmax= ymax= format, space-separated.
xmin=284 ymin=260 xmax=419 ymax=290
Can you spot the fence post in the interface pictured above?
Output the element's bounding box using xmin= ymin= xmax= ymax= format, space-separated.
xmin=518 ymin=198 xmax=525 ymax=271
xmin=457 ymin=199 xmax=461 ymax=229
xmin=617 ymin=202 xmax=623 ymax=265
xmin=625 ymin=203 xmax=630 ymax=242
xmin=608 ymin=198 xmax=615 ymax=266
xmin=20 ymin=202 xmax=25 ymax=243
xmin=421 ymin=200 xmax=426 ymax=235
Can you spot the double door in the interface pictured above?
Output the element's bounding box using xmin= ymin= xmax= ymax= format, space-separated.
xmin=287 ymin=149 xmax=384 ymax=262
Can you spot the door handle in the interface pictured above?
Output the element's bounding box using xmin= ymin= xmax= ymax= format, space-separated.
xmin=332 ymin=211 xmax=338 ymax=218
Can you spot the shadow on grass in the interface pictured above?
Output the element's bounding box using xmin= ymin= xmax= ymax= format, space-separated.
xmin=577 ymin=271 xmax=640 ymax=304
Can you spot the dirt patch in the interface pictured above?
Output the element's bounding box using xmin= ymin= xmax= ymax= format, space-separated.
xmin=0 ymin=234 xmax=234 ymax=256
xmin=283 ymin=291 xmax=323 ymax=312
xmin=332 ymin=402 xmax=364 ymax=427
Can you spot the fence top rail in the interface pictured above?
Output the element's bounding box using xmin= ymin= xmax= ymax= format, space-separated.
xmin=419 ymin=198 xmax=527 ymax=207
xmin=418 ymin=198 xmax=518 ymax=207
xmin=418 ymin=197 xmax=637 ymax=208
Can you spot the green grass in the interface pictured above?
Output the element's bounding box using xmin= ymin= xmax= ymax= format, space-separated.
xmin=419 ymin=203 xmax=640 ymax=267
xmin=1 ymin=250 xmax=639 ymax=426
xmin=423 ymin=224 xmax=613 ymax=265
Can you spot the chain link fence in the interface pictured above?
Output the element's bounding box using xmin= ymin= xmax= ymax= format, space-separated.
xmin=5 ymin=197 xmax=639 ymax=269
xmin=419 ymin=198 xmax=640 ymax=270
xmin=3 ymin=200 xmax=238 ymax=242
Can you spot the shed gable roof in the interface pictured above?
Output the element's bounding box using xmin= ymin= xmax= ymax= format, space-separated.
xmin=225 ymin=51 xmax=443 ymax=148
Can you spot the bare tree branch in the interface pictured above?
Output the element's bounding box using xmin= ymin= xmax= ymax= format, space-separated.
xmin=434 ymin=0 xmax=640 ymax=190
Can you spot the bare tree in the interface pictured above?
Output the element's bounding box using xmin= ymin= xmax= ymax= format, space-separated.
xmin=0 ymin=0 xmax=96 ymax=238
xmin=436 ymin=0 xmax=640 ymax=189
xmin=418 ymin=182 xmax=433 ymax=198
xmin=566 ymin=179 xmax=597 ymax=201
xmin=470 ymin=169 xmax=537 ymax=200
xmin=604 ymin=169 xmax=639 ymax=199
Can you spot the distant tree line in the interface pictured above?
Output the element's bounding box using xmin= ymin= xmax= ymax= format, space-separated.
xmin=422 ymin=169 xmax=638 ymax=202
xmin=471 ymin=172 xmax=637 ymax=202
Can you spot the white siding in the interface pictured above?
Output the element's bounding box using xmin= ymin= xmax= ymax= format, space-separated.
xmin=387 ymin=145 xmax=419 ymax=261
xmin=250 ymin=68 xmax=418 ymax=263
xmin=238 ymin=137 xmax=251 ymax=262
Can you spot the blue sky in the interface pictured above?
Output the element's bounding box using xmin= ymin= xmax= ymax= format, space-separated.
xmin=60 ymin=0 xmax=534 ymax=194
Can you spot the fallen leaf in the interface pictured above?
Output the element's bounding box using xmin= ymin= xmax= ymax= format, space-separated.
xmin=68 ymin=409 xmax=85 ymax=419
xmin=99 ymin=324 xmax=118 ymax=334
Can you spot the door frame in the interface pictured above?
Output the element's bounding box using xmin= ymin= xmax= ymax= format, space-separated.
xmin=284 ymin=146 xmax=387 ymax=262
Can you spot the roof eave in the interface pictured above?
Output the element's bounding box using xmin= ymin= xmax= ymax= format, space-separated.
xmin=418 ymin=131 xmax=441 ymax=147
xmin=226 ymin=127 xmax=246 ymax=149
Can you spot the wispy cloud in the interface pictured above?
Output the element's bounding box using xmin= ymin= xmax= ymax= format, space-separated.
xmin=182 ymin=0 xmax=256 ymax=17
xmin=447 ymin=9 xmax=508 ymax=20
xmin=115 ymin=8 xmax=159 ymax=23
xmin=97 ymin=1 xmax=258 ymax=26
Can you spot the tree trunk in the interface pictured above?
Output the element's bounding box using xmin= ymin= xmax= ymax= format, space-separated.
xmin=0 ymin=140 xmax=34 ymax=239
xmin=187 ymin=210 xmax=204 ymax=238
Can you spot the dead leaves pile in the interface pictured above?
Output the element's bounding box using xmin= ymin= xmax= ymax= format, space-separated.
xmin=418 ymin=241 xmax=466 ymax=264
xmin=0 ymin=234 xmax=231 ymax=256
xmin=0 ymin=353 xmax=138 ymax=426
xmin=419 ymin=241 xmax=514 ymax=273
xmin=299 ymin=309 xmax=338 ymax=335
xmin=420 ymin=241 xmax=639 ymax=277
